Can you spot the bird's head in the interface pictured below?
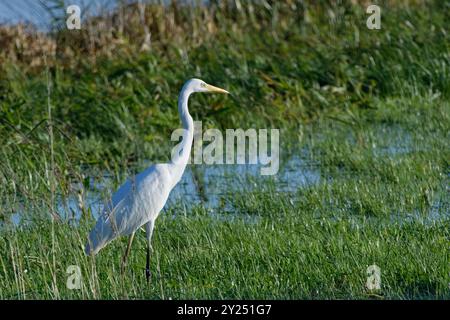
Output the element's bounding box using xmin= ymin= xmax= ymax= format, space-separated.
xmin=185 ymin=78 xmax=229 ymax=94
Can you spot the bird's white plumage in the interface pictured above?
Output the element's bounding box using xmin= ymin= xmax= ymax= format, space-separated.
xmin=85 ymin=164 xmax=172 ymax=255
xmin=85 ymin=78 xmax=228 ymax=257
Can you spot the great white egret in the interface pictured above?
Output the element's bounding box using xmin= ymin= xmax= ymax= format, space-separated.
xmin=85 ymin=78 xmax=229 ymax=281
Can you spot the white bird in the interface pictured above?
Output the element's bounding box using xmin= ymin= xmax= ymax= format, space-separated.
xmin=85 ymin=79 xmax=229 ymax=281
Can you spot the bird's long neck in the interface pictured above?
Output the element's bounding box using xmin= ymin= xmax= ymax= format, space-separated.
xmin=178 ymin=89 xmax=194 ymax=134
xmin=170 ymin=87 xmax=194 ymax=183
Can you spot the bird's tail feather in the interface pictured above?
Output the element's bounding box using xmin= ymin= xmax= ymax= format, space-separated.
xmin=84 ymin=215 xmax=117 ymax=256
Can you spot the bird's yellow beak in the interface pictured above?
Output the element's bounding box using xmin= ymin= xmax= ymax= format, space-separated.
xmin=205 ymin=83 xmax=229 ymax=94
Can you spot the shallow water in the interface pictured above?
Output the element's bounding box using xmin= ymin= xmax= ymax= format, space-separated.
xmin=7 ymin=124 xmax=447 ymax=226
xmin=29 ymin=153 xmax=321 ymax=223
xmin=167 ymin=154 xmax=321 ymax=212
xmin=370 ymin=124 xmax=414 ymax=156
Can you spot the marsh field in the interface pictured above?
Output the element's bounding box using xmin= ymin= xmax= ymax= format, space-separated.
xmin=0 ymin=1 xmax=449 ymax=299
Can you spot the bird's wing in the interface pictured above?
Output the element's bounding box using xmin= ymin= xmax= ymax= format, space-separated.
xmin=85 ymin=164 xmax=172 ymax=255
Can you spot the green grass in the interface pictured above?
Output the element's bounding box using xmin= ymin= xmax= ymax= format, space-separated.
xmin=0 ymin=1 xmax=449 ymax=299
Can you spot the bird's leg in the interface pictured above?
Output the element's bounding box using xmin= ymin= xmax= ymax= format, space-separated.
xmin=121 ymin=232 xmax=135 ymax=275
xmin=145 ymin=220 xmax=155 ymax=283
xmin=145 ymin=241 xmax=152 ymax=282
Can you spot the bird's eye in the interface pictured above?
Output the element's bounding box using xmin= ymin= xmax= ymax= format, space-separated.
xmin=201 ymin=83 xmax=206 ymax=87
